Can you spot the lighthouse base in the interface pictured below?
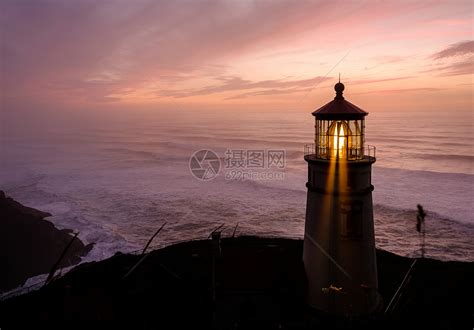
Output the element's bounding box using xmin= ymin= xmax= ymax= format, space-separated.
xmin=303 ymin=156 xmax=379 ymax=316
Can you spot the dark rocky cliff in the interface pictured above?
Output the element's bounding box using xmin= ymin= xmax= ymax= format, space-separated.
xmin=0 ymin=191 xmax=93 ymax=292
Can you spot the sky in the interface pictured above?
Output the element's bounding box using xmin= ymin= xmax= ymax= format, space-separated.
xmin=1 ymin=0 xmax=473 ymax=118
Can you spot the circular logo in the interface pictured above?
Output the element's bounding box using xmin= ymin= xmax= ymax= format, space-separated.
xmin=189 ymin=149 xmax=220 ymax=181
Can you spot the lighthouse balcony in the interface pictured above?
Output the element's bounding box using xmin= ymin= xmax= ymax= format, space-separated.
xmin=304 ymin=143 xmax=376 ymax=161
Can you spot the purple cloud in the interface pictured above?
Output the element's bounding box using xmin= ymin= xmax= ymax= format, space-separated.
xmin=421 ymin=60 xmax=473 ymax=77
xmin=432 ymin=40 xmax=474 ymax=59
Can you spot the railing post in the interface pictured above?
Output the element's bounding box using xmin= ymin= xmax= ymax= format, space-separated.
xmin=304 ymin=143 xmax=316 ymax=157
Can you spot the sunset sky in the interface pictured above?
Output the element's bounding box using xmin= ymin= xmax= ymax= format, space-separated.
xmin=2 ymin=0 xmax=473 ymax=116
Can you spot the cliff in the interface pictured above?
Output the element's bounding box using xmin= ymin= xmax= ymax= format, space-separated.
xmin=0 ymin=191 xmax=93 ymax=292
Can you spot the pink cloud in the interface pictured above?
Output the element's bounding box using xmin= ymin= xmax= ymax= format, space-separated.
xmin=353 ymin=87 xmax=444 ymax=95
xmin=225 ymin=87 xmax=314 ymax=100
xmin=158 ymin=76 xmax=332 ymax=98
xmin=1 ymin=0 xmax=471 ymax=110
xmin=348 ymin=76 xmax=414 ymax=85
xmin=372 ymin=56 xmax=407 ymax=64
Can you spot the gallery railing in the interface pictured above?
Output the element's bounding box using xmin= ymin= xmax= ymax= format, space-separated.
xmin=304 ymin=144 xmax=376 ymax=160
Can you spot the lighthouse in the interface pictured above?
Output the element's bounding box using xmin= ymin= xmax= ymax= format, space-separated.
xmin=303 ymin=81 xmax=380 ymax=316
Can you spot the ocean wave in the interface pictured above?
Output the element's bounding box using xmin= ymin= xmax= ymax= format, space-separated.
xmin=369 ymin=136 xmax=471 ymax=148
xmin=4 ymin=170 xmax=473 ymax=295
xmin=374 ymin=203 xmax=474 ymax=230
xmin=373 ymin=165 xmax=473 ymax=180
xmin=101 ymin=147 xmax=190 ymax=163
xmin=406 ymin=153 xmax=474 ymax=162
xmin=373 ymin=203 xmax=474 ymax=261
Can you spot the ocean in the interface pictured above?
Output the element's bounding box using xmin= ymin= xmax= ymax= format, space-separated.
xmin=1 ymin=108 xmax=473 ymax=264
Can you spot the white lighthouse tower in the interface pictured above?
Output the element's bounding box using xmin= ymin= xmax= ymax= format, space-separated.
xmin=303 ymin=81 xmax=380 ymax=316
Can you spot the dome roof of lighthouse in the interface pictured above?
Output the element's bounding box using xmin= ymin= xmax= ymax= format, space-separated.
xmin=312 ymin=82 xmax=368 ymax=120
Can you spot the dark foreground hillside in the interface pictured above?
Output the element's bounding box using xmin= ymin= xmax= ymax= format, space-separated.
xmin=1 ymin=236 xmax=472 ymax=329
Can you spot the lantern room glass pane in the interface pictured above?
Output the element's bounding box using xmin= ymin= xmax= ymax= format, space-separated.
xmin=314 ymin=119 xmax=365 ymax=160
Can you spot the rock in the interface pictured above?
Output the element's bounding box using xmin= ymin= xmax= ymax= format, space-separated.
xmin=0 ymin=191 xmax=93 ymax=292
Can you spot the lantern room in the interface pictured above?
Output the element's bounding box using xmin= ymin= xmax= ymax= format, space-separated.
xmin=312 ymin=82 xmax=368 ymax=160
